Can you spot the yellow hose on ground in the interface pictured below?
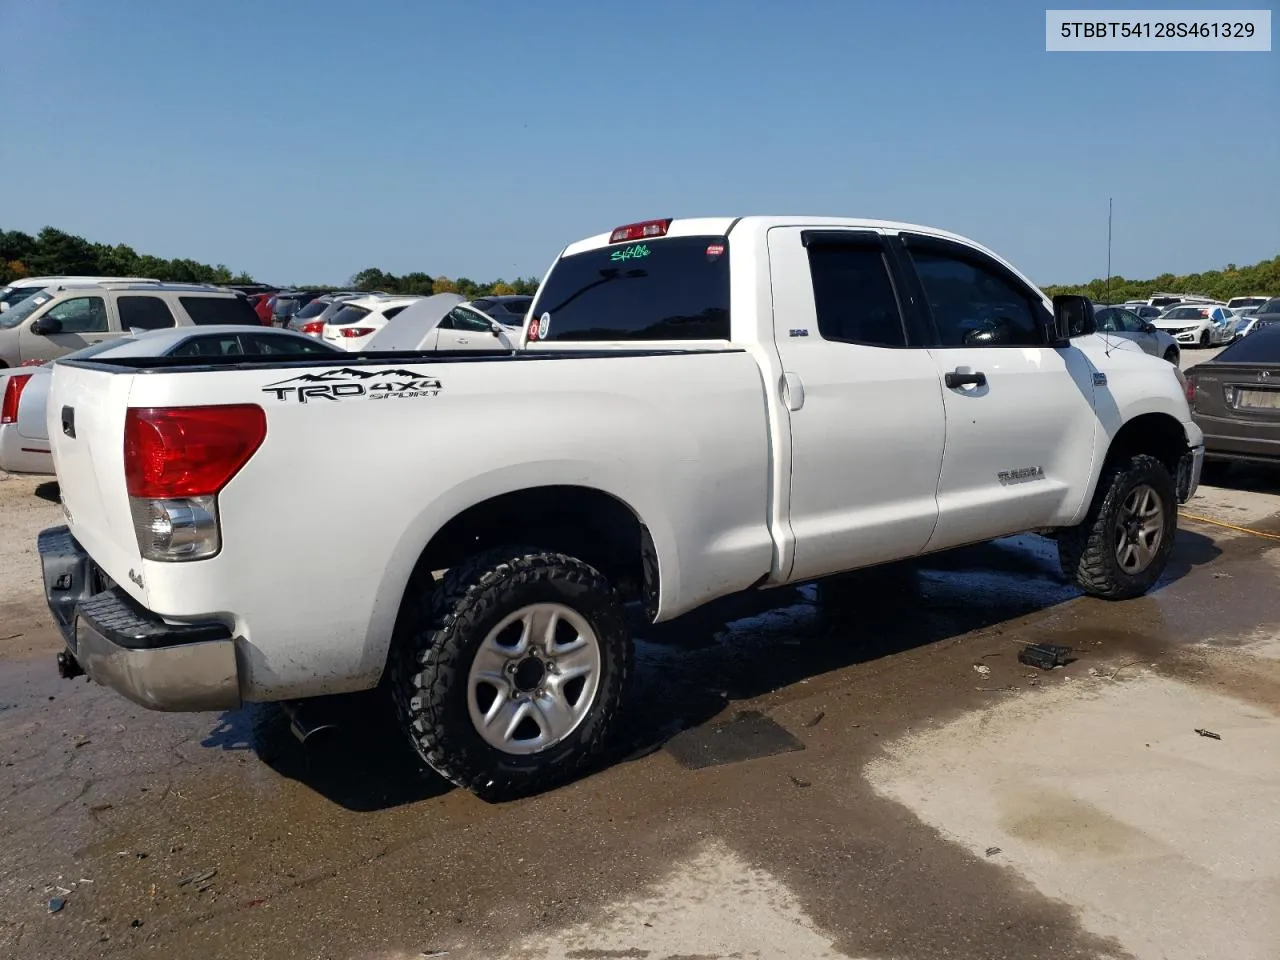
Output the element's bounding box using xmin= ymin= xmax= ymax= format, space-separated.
xmin=1178 ymin=511 xmax=1280 ymax=543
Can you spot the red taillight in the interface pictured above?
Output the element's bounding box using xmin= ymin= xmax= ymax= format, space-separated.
xmin=300 ymin=320 xmax=325 ymax=335
xmin=2 ymin=374 xmax=33 ymax=424
xmin=124 ymin=405 xmax=266 ymax=498
xmin=608 ymin=218 xmax=672 ymax=244
xmin=339 ymin=327 xmax=375 ymax=337
xmin=1185 ymin=374 xmax=1196 ymax=408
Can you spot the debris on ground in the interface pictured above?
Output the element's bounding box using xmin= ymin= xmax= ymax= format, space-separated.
xmin=177 ymin=868 xmax=217 ymax=887
xmin=48 ymin=898 xmax=66 ymax=914
xmin=972 ymin=664 xmax=992 ymax=677
xmin=130 ymin=919 xmax=143 ymax=928
xmin=789 ymin=775 xmax=812 ymax=788
xmin=805 ymin=711 xmax=825 ymax=728
xmin=420 ymin=952 xmax=450 ymax=959
xmin=985 ymin=847 xmax=1001 ymax=857
xmin=1195 ymin=728 xmax=1222 ymax=740
xmin=73 ymin=738 xmax=91 ymax=748
xmin=1018 ymin=643 xmax=1073 ymax=670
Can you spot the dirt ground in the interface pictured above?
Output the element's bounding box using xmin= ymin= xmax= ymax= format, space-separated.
xmin=1 ymin=465 xmax=1278 ymax=960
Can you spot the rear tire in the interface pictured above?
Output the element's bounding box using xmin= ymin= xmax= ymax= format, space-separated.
xmin=392 ymin=547 xmax=632 ymax=801
xmin=1163 ymin=347 xmax=1179 ymax=364
xmin=1057 ymin=454 xmax=1177 ymax=601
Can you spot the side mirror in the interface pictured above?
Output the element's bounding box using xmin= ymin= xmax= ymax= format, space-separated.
xmin=1051 ymin=295 xmax=1094 ymax=343
xmin=488 ymin=320 xmax=506 ymax=336
xmin=1141 ymin=321 xmax=1157 ymax=333
xmin=30 ymin=316 xmax=62 ymax=336
xmin=0 ymin=302 xmax=8 ymax=313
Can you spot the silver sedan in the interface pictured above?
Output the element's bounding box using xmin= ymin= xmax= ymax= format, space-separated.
xmin=1093 ymin=305 xmax=1181 ymax=364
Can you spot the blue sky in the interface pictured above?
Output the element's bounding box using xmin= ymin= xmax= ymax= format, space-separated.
xmin=1 ymin=0 xmax=1275 ymax=286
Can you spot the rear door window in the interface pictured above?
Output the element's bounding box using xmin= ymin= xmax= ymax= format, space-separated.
xmin=118 ymin=295 xmax=177 ymax=331
xmin=328 ymin=304 xmax=371 ymax=326
xmin=530 ymin=235 xmax=730 ymax=341
xmin=179 ymin=295 xmax=261 ymax=326
xmin=805 ymin=241 xmax=907 ymax=347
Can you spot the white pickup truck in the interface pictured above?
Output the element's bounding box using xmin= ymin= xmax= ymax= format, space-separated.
xmin=38 ymin=216 xmax=1204 ymax=799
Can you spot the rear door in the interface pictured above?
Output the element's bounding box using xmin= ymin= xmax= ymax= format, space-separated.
xmin=895 ymin=233 xmax=1098 ymax=550
xmin=767 ymin=227 xmax=946 ymax=582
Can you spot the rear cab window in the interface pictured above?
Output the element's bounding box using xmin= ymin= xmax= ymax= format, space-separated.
xmin=529 ymin=235 xmax=730 ymax=342
xmin=179 ymin=295 xmax=261 ymax=326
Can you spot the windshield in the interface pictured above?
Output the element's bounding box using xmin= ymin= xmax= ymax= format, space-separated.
xmin=1215 ymin=326 xmax=1280 ymax=363
xmin=0 ymin=292 xmax=53 ymax=329
xmin=1228 ymin=298 xmax=1267 ymax=308
xmin=0 ymin=285 xmax=46 ymax=307
xmin=328 ymin=304 xmax=371 ymax=326
xmin=1260 ymin=299 xmax=1280 ymax=315
xmin=529 ymin=235 xmax=731 ymax=342
xmin=294 ymin=299 xmax=329 ymax=320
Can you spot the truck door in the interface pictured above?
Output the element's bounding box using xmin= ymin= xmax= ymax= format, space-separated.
xmin=893 ymin=233 xmax=1098 ymax=551
xmin=767 ymin=227 xmax=946 ymax=583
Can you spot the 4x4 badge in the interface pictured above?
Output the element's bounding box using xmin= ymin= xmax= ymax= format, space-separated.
xmin=261 ymin=367 xmax=442 ymax=404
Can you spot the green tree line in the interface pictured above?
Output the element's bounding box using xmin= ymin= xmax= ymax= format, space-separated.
xmin=0 ymin=224 xmax=540 ymax=298
xmin=1042 ymin=254 xmax=1280 ymax=303
xmin=5 ymin=223 xmax=1274 ymax=304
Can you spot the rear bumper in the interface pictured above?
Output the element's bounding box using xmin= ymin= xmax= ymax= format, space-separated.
xmin=0 ymin=424 xmax=53 ymax=475
xmin=37 ymin=526 xmax=241 ymax=712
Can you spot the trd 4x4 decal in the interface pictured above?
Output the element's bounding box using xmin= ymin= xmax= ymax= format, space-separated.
xmin=262 ymin=367 xmax=442 ymax=403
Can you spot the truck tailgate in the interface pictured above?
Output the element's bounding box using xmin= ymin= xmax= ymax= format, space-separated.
xmin=46 ymin=362 xmax=146 ymax=603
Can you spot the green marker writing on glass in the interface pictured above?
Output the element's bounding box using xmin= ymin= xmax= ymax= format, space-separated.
xmin=610 ymin=243 xmax=650 ymax=263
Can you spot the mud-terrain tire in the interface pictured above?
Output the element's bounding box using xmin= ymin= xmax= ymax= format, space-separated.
xmin=1057 ymin=454 xmax=1177 ymax=600
xmin=392 ymin=547 xmax=632 ymax=801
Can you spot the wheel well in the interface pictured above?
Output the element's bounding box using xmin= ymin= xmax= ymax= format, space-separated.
xmin=413 ymin=486 xmax=656 ymax=609
xmin=1105 ymin=413 xmax=1188 ymax=476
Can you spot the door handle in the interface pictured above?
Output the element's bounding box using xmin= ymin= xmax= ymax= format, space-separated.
xmin=61 ymin=406 xmax=76 ymax=439
xmin=456 ymin=338 xmax=469 ymax=344
xmin=945 ymin=370 xmax=987 ymax=389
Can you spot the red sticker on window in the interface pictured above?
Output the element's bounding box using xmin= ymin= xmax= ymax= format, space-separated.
xmin=528 ymin=318 xmax=540 ymax=340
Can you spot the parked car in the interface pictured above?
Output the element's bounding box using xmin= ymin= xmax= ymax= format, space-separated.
xmin=1093 ymin=305 xmax=1180 ymax=363
xmin=1244 ymin=298 xmax=1280 ymax=334
xmin=0 ymin=282 xmax=261 ymax=367
xmin=1153 ymin=303 xmax=1235 ymax=348
xmin=320 ymin=294 xmax=422 ymax=350
xmin=1185 ymin=325 xmax=1280 ymax=481
xmin=270 ymin=290 xmax=327 ymax=326
xmin=0 ymin=276 xmax=161 ymax=312
xmin=1226 ymin=296 xmax=1271 ymax=312
xmin=290 ymin=292 xmax=371 ymax=336
xmin=364 ymin=294 xmax=521 ymax=351
xmin=246 ymin=292 xmax=276 ymax=325
xmin=0 ymin=326 xmax=340 ymax=476
xmin=36 ymin=215 xmax=1203 ymax=801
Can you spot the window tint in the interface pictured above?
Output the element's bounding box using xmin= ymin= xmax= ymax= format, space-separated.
xmin=531 ymin=235 xmax=730 ymax=342
xmin=294 ymin=299 xmax=329 ymax=319
xmin=46 ymin=296 xmax=109 ymax=334
xmin=243 ymin=334 xmax=339 ymax=355
xmin=1261 ymin=300 xmax=1280 ymax=314
xmin=910 ymin=250 xmax=1040 ymax=347
xmin=118 ymin=295 xmax=176 ymax=331
xmin=1095 ymin=307 xmax=1119 ymax=333
xmin=443 ymin=306 xmax=493 ymax=332
xmin=1215 ymin=326 xmax=1280 ymax=363
xmin=169 ymin=335 xmax=249 ymax=358
xmin=179 ymin=295 xmax=260 ymax=326
xmin=328 ymin=304 xmax=371 ymax=326
xmin=382 ymin=305 xmax=408 ymax=321
xmin=805 ymin=243 xmax=906 ymax=347
xmin=496 ymin=297 xmax=532 ymax=316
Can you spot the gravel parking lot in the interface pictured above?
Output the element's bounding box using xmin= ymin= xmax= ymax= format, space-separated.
xmin=2 ymin=464 xmax=1278 ymax=960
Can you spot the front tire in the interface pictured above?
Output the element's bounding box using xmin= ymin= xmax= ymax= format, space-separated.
xmin=392 ymin=547 xmax=631 ymax=801
xmin=1163 ymin=347 xmax=1180 ymax=364
xmin=1199 ymin=330 xmax=1210 ymax=348
xmin=1057 ymin=454 xmax=1177 ymax=600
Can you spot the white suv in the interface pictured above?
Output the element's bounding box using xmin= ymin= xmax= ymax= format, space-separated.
xmin=320 ymin=294 xmax=422 ymax=351
xmin=0 ymin=276 xmax=159 ymax=312
xmin=0 ymin=282 xmax=260 ymax=367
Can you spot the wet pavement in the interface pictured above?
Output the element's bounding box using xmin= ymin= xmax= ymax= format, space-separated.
xmin=2 ymin=471 xmax=1279 ymax=959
